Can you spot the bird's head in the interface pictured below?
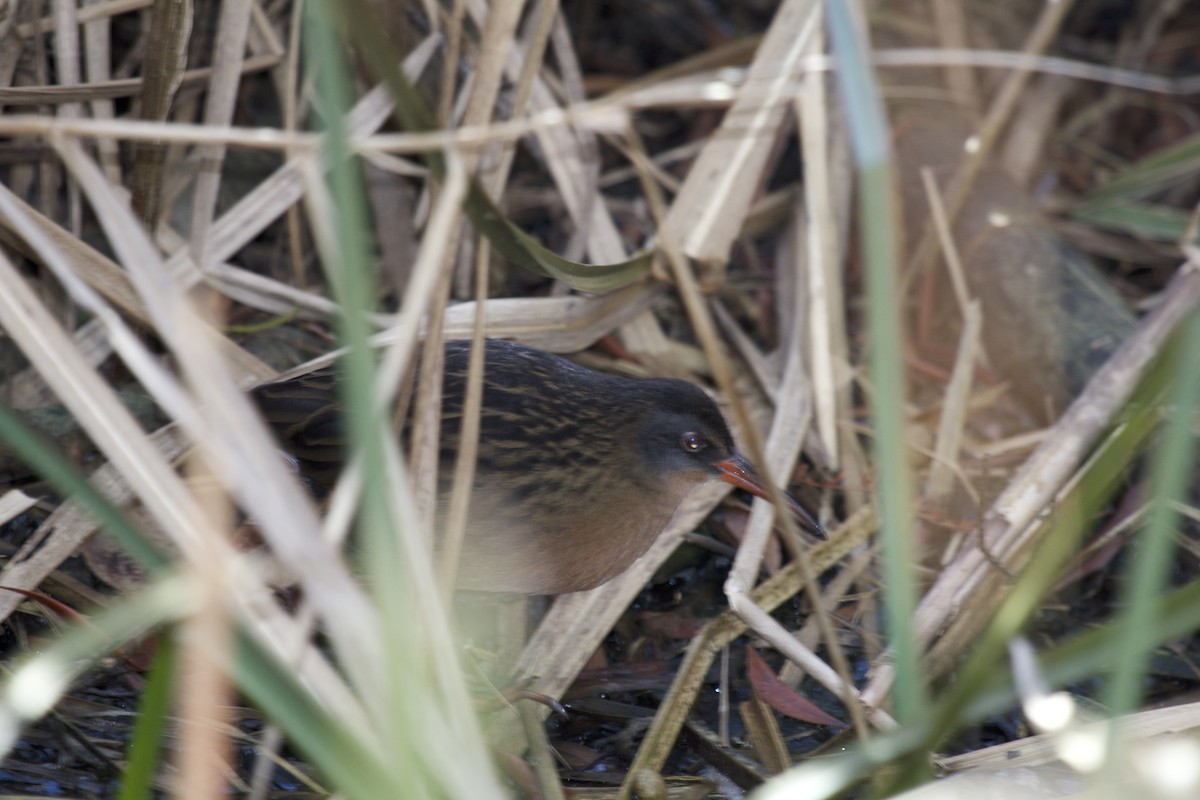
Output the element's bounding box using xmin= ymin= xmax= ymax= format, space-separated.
xmin=633 ymin=380 xmax=737 ymax=482
xmin=630 ymin=380 xmax=823 ymax=537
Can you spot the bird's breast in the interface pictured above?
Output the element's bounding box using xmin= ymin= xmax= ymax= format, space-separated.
xmin=449 ymin=476 xmax=681 ymax=594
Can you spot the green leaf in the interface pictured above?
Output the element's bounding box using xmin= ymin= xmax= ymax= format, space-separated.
xmin=330 ymin=0 xmax=654 ymax=292
xmin=1082 ymin=132 xmax=1200 ymax=205
xmin=1073 ymin=201 xmax=1190 ymax=242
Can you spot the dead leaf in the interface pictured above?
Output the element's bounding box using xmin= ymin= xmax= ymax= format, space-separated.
xmin=745 ymin=646 xmax=843 ymax=728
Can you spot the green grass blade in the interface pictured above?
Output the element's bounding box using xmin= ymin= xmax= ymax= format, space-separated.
xmin=0 ymin=403 xmax=168 ymax=574
xmin=825 ymin=0 xmax=924 ymax=726
xmin=1106 ymin=311 xmax=1200 ymax=715
xmin=231 ymin=629 xmax=396 ymax=798
xmin=304 ymin=4 xmax=504 ymax=796
xmin=752 ymin=284 xmax=1188 ymax=799
xmin=1081 ymin=132 xmax=1200 ymax=205
xmin=117 ymin=631 xmax=177 ymax=800
xmin=1073 ymin=201 xmax=1190 ymax=242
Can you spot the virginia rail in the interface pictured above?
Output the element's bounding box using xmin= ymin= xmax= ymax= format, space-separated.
xmin=251 ymin=339 xmax=822 ymax=595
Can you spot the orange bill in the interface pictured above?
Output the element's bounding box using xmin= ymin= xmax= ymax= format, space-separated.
xmin=715 ymin=454 xmax=824 ymax=537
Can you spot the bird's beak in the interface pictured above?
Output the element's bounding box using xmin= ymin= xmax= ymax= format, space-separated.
xmin=715 ymin=454 xmax=824 ymax=537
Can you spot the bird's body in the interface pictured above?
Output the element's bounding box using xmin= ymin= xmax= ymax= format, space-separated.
xmin=252 ymin=340 xmax=820 ymax=594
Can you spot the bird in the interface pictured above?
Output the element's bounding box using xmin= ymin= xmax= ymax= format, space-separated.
xmin=250 ymin=339 xmax=822 ymax=595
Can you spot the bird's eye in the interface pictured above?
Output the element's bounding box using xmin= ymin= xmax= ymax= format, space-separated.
xmin=680 ymin=432 xmax=706 ymax=453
